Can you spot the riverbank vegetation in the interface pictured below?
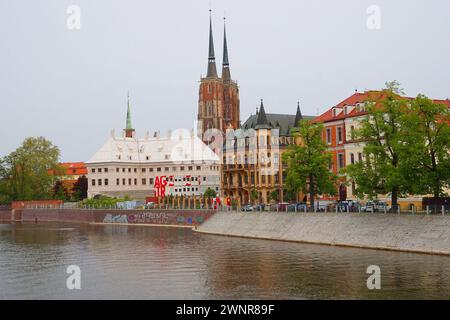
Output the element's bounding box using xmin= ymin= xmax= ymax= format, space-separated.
xmin=283 ymin=121 xmax=338 ymax=206
xmin=0 ymin=137 xmax=60 ymax=204
xmin=346 ymin=81 xmax=450 ymax=206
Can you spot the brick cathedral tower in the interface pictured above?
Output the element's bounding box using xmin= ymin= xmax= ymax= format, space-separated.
xmin=197 ymin=12 xmax=240 ymax=147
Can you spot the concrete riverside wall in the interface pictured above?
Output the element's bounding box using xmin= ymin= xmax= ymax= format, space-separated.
xmin=195 ymin=212 xmax=450 ymax=255
xmin=15 ymin=209 xmax=215 ymax=227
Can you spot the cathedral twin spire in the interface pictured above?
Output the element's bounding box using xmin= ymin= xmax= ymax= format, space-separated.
xmin=206 ymin=10 xmax=231 ymax=80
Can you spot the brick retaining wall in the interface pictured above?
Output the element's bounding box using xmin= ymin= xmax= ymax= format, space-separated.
xmin=0 ymin=209 xmax=11 ymax=222
xmin=15 ymin=208 xmax=215 ymax=227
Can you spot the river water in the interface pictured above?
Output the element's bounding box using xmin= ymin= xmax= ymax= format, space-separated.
xmin=1 ymin=222 xmax=449 ymax=299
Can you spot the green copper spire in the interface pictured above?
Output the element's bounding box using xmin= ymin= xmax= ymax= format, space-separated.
xmin=124 ymin=92 xmax=135 ymax=138
xmin=126 ymin=92 xmax=133 ymax=130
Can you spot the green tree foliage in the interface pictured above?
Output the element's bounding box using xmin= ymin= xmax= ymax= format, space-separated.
xmin=402 ymin=95 xmax=450 ymax=198
xmin=345 ymin=81 xmax=410 ymax=206
xmin=250 ymin=188 xmax=259 ymax=205
xmin=283 ymin=120 xmax=337 ymax=207
xmin=203 ymin=187 xmax=217 ymax=198
xmin=0 ymin=137 xmax=60 ymax=203
xmin=346 ymin=81 xmax=450 ymax=204
xmin=269 ymin=189 xmax=279 ymax=202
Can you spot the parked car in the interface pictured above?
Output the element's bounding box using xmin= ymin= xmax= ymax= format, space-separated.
xmin=276 ymin=202 xmax=290 ymax=211
xmin=337 ymin=200 xmax=360 ymax=212
xmin=361 ymin=200 xmax=390 ymax=212
xmin=287 ymin=202 xmax=308 ymax=212
xmin=254 ymin=204 xmax=266 ymax=211
xmin=241 ymin=204 xmax=254 ymax=212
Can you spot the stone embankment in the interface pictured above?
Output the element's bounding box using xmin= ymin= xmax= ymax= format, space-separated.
xmin=195 ymin=211 xmax=450 ymax=256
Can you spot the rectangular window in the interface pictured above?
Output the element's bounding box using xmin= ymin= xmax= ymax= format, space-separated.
xmin=165 ymin=167 xmax=169 ymax=172
xmin=134 ymin=168 xmax=137 ymax=173
xmin=128 ymin=178 xmax=132 ymax=185
xmin=116 ymin=168 xmax=119 ymax=173
xmin=150 ymin=178 xmax=154 ymax=185
xmin=180 ymin=166 xmax=185 ymax=171
xmin=104 ymin=168 xmax=108 ymax=173
xmin=358 ymin=152 xmax=363 ymax=162
xmin=326 ymin=128 xmax=332 ymax=144
xmin=104 ymin=179 xmax=108 ymax=186
xmin=128 ymin=168 xmax=131 ymax=173
xmin=98 ymin=168 xmax=102 ymax=173
xmin=122 ymin=178 xmax=126 ymax=185
xmin=92 ymin=179 xmax=96 ymax=186
xmin=122 ymin=168 xmax=125 ymax=173
xmin=142 ymin=168 xmax=146 ymax=173
xmin=188 ymin=166 xmax=193 ymax=170
xmin=350 ymin=153 xmax=355 ymax=165
xmin=196 ymin=166 xmax=201 ymax=170
xmin=134 ymin=179 xmax=137 ymax=185
xmin=337 ymin=127 xmax=343 ymax=144
xmin=98 ymin=179 xmax=102 ymax=186
xmin=142 ymin=178 xmax=146 ymax=185
xmin=92 ymin=168 xmax=96 ymax=173
xmin=338 ymin=154 xmax=345 ymax=169
xmin=116 ymin=178 xmax=120 ymax=185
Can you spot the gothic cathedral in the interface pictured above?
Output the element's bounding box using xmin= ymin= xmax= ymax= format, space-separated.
xmin=197 ymin=13 xmax=240 ymax=149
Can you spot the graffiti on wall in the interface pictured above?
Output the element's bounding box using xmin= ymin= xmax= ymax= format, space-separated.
xmin=128 ymin=212 xmax=169 ymax=224
xmin=100 ymin=211 xmax=210 ymax=226
xmin=103 ymin=214 xmax=128 ymax=224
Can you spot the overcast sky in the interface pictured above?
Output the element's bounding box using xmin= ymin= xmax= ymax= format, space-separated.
xmin=1 ymin=0 xmax=449 ymax=161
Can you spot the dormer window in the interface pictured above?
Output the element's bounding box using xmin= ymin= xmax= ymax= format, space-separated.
xmin=343 ymin=106 xmax=348 ymax=115
xmin=332 ymin=108 xmax=337 ymax=117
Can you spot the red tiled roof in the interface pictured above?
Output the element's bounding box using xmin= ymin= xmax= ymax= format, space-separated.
xmin=312 ymin=91 xmax=450 ymax=124
xmin=49 ymin=162 xmax=87 ymax=176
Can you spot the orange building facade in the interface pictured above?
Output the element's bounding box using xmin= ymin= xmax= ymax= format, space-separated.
xmin=313 ymin=91 xmax=450 ymax=202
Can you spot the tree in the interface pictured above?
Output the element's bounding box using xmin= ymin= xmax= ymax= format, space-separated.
xmin=269 ymin=190 xmax=279 ymax=203
xmin=283 ymin=120 xmax=337 ymax=207
xmin=346 ymin=81 xmax=410 ymax=207
xmin=53 ymin=180 xmax=69 ymax=200
xmin=72 ymin=175 xmax=88 ymax=201
xmin=250 ymin=188 xmax=259 ymax=205
xmin=0 ymin=137 xmax=60 ymax=202
xmin=203 ymin=187 xmax=217 ymax=198
xmin=402 ymin=95 xmax=450 ymax=198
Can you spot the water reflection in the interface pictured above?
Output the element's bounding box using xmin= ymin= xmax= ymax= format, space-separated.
xmin=0 ymin=222 xmax=449 ymax=299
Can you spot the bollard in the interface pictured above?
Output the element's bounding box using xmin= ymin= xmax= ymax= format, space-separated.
xmin=384 ymin=207 xmax=387 ymax=215
xmin=398 ymin=206 xmax=400 ymax=215
xmin=442 ymin=205 xmax=445 ymax=216
xmin=426 ymin=205 xmax=429 ymax=215
xmin=295 ymin=204 xmax=297 ymax=213
xmin=347 ymin=206 xmax=349 ymax=214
